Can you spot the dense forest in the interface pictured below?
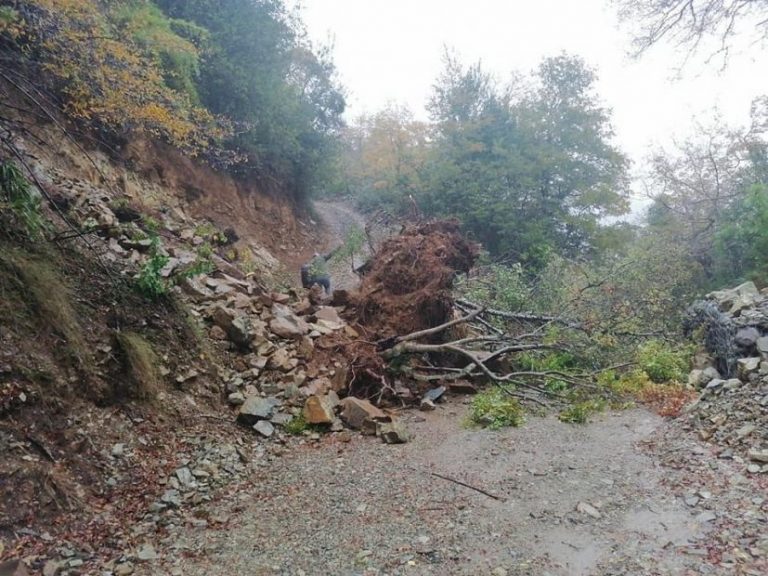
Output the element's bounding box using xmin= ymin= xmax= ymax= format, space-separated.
xmin=0 ymin=0 xmax=345 ymax=200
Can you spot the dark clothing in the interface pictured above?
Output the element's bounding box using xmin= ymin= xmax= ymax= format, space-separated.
xmin=301 ymin=254 xmax=331 ymax=293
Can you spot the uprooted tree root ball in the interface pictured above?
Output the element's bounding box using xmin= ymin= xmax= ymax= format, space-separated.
xmin=336 ymin=220 xmax=478 ymax=399
xmin=348 ymin=219 xmax=478 ymax=338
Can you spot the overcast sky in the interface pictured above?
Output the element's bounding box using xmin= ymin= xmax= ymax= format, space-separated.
xmin=298 ymin=0 xmax=768 ymax=183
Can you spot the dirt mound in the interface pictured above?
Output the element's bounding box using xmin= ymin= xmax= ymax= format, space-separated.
xmin=349 ymin=220 xmax=477 ymax=338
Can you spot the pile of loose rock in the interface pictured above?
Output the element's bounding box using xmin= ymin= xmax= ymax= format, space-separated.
xmin=194 ymin=284 xmax=411 ymax=443
xmin=684 ymin=281 xmax=768 ymax=474
xmin=39 ymin=168 xmax=415 ymax=446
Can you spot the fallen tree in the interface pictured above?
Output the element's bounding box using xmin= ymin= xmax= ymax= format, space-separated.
xmin=335 ymin=219 xmax=611 ymax=407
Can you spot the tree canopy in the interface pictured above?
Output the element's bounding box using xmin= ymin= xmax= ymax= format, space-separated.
xmin=334 ymin=53 xmax=630 ymax=269
xmin=615 ymin=0 xmax=768 ymax=61
xmin=0 ymin=0 xmax=345 ymax=201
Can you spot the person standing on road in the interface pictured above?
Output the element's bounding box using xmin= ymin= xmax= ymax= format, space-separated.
xmin=301 ymin=251 xmax=331 ymax=294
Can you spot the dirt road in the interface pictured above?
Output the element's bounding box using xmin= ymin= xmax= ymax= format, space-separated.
xmin=313 ymin=200 xmax=370 ymax=291
xmin=133 ymin=398 xmax=764 ymax=576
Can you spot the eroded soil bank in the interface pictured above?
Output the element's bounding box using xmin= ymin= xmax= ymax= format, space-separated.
xmin=131 ymin=400 xmax=765 ymax=576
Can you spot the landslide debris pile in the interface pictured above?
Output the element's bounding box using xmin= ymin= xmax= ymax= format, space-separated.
xmin=349 ymin=220 xmax=478 ymax=338
xmin=0 ymin=132 xmax=479 ymax=572
xmin=332 ymin=220 xmax=479 ymax=400
xmin=683 ymin=282 xmax=768 ymax=473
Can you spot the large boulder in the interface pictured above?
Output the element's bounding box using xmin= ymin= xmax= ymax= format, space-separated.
xmin=237 ymin=396 xmax=279 ymax=426
xmin=212 ymin=306 xmax=251 ymax=347
xmin=269 ymin=304 xmax=309 ymax=340
xmin=303 ymin=394 xmax=338 ymax=424
xmin=735 ymin=327 xmax=761 ymax=349
xmin=708 ymin=281 xmax=763 ymax=315
xmin=340 ymin=397 xmax=387 ymax=429
xmin=737 ymin=357 xmax=761 ymax=380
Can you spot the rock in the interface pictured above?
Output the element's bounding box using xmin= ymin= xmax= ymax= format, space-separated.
xmin=695 ymin=511 xmax=717 ymax=523
xmin=160 ymin=489 xmax=182 ymax=508
xmin=735 ymin=327 xmax=761 ymax=348
xmin=112 ymin=443 xmax=125 ymax=457
xmin=231 ymin=292 xmax=253 ymax=310
xmin=114 ymin=563 xmax=135 ymax=576
xmin=136 ymin=544 xmax=158 ymax=562
xmin=758 ymin=336 xmax=768 ymax=357
xmin=212 ymin=306 xmax=251 ymax=347
xmin=735 ymin=424 xmax=756 ymax=439
xmin=723 ymin=378 xmax=743 ymax=390
xmin=159 ymin=257 xmax=180 ymax=278
xmin=237 ymin=396 xmax=279 ymax=425
xmin=315 ymin=318 xmax=344 ymax=332
xmin=687 ymin=369 xmax=702 ymax=387
xmin=340 ymin=397 xmax=387 ymax=429
xmin=420 ymin=398 xmax=436 ymax=411
xmin=702 ymin=366 xmax=721 ymax=384
xmin=378 ymin=420 xmax=410 ymax=444
xmin=269 ymin=303 xmax=309 ymax=340
xmin=180 ymin=277 xmax=214 ymax=301
xmin=0 ymin=561 xmax=30 ymax=576
xmin=330 ymin=418 xmax=344 ymax=432
xmin=253 ymin=420 xmax=275 ymax=438
xmin=576 ymin=501 xmax=602 ymax=519
xmin=209 ymin=325 xmax=228 ymax=340
xmin=227 ymin=392 xmax=245 ymax=406
xmin=423 ymin=386 xmax=446 ymax=403
xmin=270 ymin=412 xmax=293 ymax=426
xmin=708 ymin=281 xmax=762 ymax=314
xmin=705 ymin=378 xmax=725 ymax=391
xmin=737 ymin=357 xmax=761 ymax=379
xmin=295 ymin=336 xmax=314 ymax=359
xmin=271 ymin=292 xmax=291 ymax=305
xmin=267 ymin=348 xmax=296 ymax=372
xmin=361 ymin=418 xmax=379 ymax=436
xmin=304 ymin=395 xmax=336 ymax=424
xmin=330 ymin=365 xmax=349 ymax=392
xmin=42 ymin=561 xmax=63 ymax=576
xmin=302 ymin=377 xmax=332 ymax=397
xmin=314 ymin=306 xmax=342 ymax=324
xmin=748 ymin=449 xmax=768 ymax=463
xmin=269 ymin=316 xmax=309 ymax=340
xmin=175 ymin=467 xmax=196 ymax=489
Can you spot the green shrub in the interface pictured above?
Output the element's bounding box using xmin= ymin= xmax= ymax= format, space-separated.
xmin=558 ymin=399 xmax=606 ymax=424
xmin=635 ymin=340 xmax=689 ymax=383
xmin=179 ymin=243 xmax=214 ymax=279
xmin=283 ymin=413 xmax=309 ymax=435
xmin=136 ymin=236 xmax=169 ymax=299
xmin=0 ymin=161 xmax=45 ymax=238
xmin=468 ymin=387 xmax=525 ymax=429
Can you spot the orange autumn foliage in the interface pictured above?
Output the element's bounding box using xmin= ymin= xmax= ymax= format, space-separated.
xmin=6 ymin=0 xmax=229 ymax=154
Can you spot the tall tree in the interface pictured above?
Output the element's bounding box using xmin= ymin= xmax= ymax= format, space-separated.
xmin=332 ymin=105 xmax=430 ymax=211
xmin=423 ymin=54 xmax=629 ymax=267
xmin=615 ymin=0 xmax=768 ymax=61
xmin=644 ymin=111 xmax=768 ymax=284
xmin=155 ymin=0 xmax=345 ymax=199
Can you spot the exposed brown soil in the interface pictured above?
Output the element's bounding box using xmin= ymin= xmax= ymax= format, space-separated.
xmin=314 ymin=219 xmax=479 ymax=401
xmin=349 ymin=219 xmax=478 ymax=339
xmin=0 ymin=233 xmax=224 ymax=557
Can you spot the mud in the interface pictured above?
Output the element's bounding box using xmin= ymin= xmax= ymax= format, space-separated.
xmin=143 ymin=402 xmax=710 ymax=576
